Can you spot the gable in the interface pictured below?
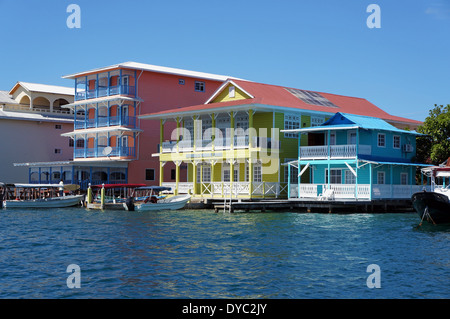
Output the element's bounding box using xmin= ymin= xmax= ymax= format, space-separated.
xmin=211 ymin=83 xmax=252 ymax=103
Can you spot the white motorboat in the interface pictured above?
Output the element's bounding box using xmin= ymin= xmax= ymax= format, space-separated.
xmin=123 ymin=186 xmax=191 ymax=211
xmin=133 ymin=194 xmax=191 ymax=211
xmin=2 ymin=183 xmax=83 ymax=209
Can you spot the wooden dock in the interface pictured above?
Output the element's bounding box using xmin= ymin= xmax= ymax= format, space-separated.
xmin=211 ymin=198 xmax=414 ymax=214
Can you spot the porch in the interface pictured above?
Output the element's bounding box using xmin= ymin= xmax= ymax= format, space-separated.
xmin=161 ymin=181 xmax=288 ymax=198
xmin=299 ymin=144 xmax=371 ymax=159
xmin=289 ymin=183 xmax=430 ymax=200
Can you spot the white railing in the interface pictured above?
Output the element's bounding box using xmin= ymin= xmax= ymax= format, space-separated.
xmin=162 ymin=182 xmax=288 ymax=197
xmin=1 ymin=104 xmax=73 ymax=116
xmin=161 ymin=136 xmax=253 ymax=153
xmin=291 ymin=183 xmax=429 ymax=200
xmin=299 ymin=144 xmax=372 ymax=159
xmin=161 ymin=182 xmax=194 ymax=194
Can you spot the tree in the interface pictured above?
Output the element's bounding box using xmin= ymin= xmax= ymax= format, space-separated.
xmin=416 ymin=104 xmax=450 ymax=165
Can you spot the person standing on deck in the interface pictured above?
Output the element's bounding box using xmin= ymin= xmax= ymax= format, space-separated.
xmin=59 ymin=180 xmax=64 ymax=197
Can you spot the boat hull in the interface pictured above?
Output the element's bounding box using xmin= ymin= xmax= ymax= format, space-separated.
xmin=134 ymin=195 xmax=191 ymax=211
xmin=3 ymin=195 xmax=84 ymax=209
xmin=411 ymin=192 xmax=450 ymax=224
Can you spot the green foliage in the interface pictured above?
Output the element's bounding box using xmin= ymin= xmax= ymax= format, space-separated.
xmin=416 ymin=104 xmax=450 ymax=165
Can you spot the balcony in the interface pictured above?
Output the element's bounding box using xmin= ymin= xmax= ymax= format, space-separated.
xmin=299 ymin=144 xmax=371 ymax=159
xmin=75 ymin=85 xmax=136 ymax=101
xmin=75 ymin=115 xmax=137 ymax=130
xmin=161 ymin=136 xmax=278 ymax=153
xmin=74 ymin=146 xmax=136 ymax=159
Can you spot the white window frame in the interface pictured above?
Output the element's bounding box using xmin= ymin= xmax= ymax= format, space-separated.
xmin=311 ymin=116 xmax=325 ymax=127
xmin=253 ymin=165 xmax=262 ymax=182
xmin=229 ymin=86 xmax=235 ymax=98
xmin=222 ymin=163 xmax=239 ymax=182
xmin=325 ymin=168 xmax=342 ymax=184
xmin=345 ymin=170 xmax=356 ymax=184
xmin=284 ymin=114 xmax=300 ymax=138
xmin=197 ymin=165 xmax=211 ymax=182
xmin=378 ymin=133 xmax=386 ymax=148
xmin=195 ymin=81 xmax=205 ymax=92
xmin=377 ymin=171 xmax=386 ymax=184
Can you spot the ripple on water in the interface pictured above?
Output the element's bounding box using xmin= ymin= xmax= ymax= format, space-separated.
xmin=0 ymin=208 xmax=448 ymax=298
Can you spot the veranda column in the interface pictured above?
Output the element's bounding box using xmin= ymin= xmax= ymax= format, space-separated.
xmin=211 ymin=113 xmax=216 ymax=151
xmin=192 ymin=161 xmax=197 ymax=195
xmin=175 ymin=161 xmax=181 ymax=196
xmin=176 ymin=117 xmax=180 ymax=153
xmin=159 ymin=162 xmax=165 ymax=186
xmin=248 ymin=109 xmax=254 ymax=197
xmin=159 ymin=119 xmax=165 ymax=185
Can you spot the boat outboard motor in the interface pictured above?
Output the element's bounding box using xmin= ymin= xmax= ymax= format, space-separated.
xmin=125 ymin=196 xmax=135 ymax=211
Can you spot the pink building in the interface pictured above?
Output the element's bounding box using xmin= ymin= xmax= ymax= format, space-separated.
xmin=24 ymin=62 xmax=237 ymax=188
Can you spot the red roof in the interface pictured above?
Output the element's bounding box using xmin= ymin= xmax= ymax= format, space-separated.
xmin=142 ymin=79 xmax=422 ymax=126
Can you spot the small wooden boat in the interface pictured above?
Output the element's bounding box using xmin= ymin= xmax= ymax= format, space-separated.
xmin=2 ymin=183 xmax=83 ymax=209
xmin=412 ymin=166 xmax=450 ymax=225
xmin=125 ymin=186 xmax=191 ymax=211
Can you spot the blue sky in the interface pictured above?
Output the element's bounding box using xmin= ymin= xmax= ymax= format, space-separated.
xmin=0 ymin=0 xmax=449 ymax=122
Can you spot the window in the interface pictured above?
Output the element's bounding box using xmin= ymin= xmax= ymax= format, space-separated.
xmin=325 ymin=169 xmax=342 ymax=184
xmin=195 ymin=81 xmax=205 ymax=92
xmin=171 ymin=169 xmax=176 ymax=180
xmin=229 ymin=86 xmax=235 ymax=98
xmin=311 ymin=117 xmax=325 ymax=127
xmin=178 ymin=79 xmax=185 ymax=85
xmin=253 ymin=165 xmax=262 ymax=182
xmin=284 ymin=114 xmax=300 ymax=138
xmin=196 ymin=165 xmax=211 ymax=182
xmin=393 ymin=135 xmax=401 ymax=149
xmin=76 ymin=139 xmax=85 ymax=148
xmin=329 ymin=132 xmax=336 ymax=145
xmin=377 ymin=171 xmax=385 ymax=184
xmin=222 ymin=164 xmax=238 ymax=182
xmin=69 ymin=139 xmax=74 ymax=147
xmin=145 ymin=169 xmax=155 ymax=181
xmin=348 ymin=132 xmax=357 ymax=145
xmin=284 ymin=165 xmax=298 ymax=184
xmin=55 ymin=124 xmax=62 ymax=129
xmin=400 ymin=173 xmax=408 ymax=185
xmin=378 ymin=133 xmax=386 ymax=147
xmin=345 ymin=170 xmax=356 ymax=184
xmin=54 ymin=149 xmax=62 ymax=154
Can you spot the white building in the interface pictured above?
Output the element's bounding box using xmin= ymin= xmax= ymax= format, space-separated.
xmin=0 ymin=82 xmax=75 ymax=183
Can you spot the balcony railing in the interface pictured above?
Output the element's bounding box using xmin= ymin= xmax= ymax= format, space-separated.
xmin=74 ymin=146 xmax=136 ymax=158
xmin=299 ymin=144 xmax=371 ymax=159
xmin=161 ymin=136 xmax=279 ymax=153
xmin=74 ymin=115 xmax=136 ymax=129
xmin=75 ymin=85 xmax=136 ymax=101
xmin=290 ymin=183 xmax=430 ymax=200
xmin=161 ymin=182 xmax=288 ymax=198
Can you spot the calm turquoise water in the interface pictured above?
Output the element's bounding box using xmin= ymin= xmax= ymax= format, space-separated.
xmin=0 ymin=208 xmax=448 ymax=299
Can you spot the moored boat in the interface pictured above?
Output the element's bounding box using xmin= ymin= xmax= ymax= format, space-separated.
xmin=2 ymin=183 xmax=84 ymax=209
xmin=411 ymin=165 xmax=450 ymax=225
xmin=85 ymin=183 xmax=146 ymax=210
xmin=126 ymin=186 xmax=191 ymax=211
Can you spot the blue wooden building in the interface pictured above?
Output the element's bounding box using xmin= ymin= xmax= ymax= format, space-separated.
xmin=283 ymin=112 xmax=430 ymax=200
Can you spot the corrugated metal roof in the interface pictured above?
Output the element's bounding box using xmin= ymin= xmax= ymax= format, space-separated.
xmin=140 ymin=79 xmax=422 ymax=128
